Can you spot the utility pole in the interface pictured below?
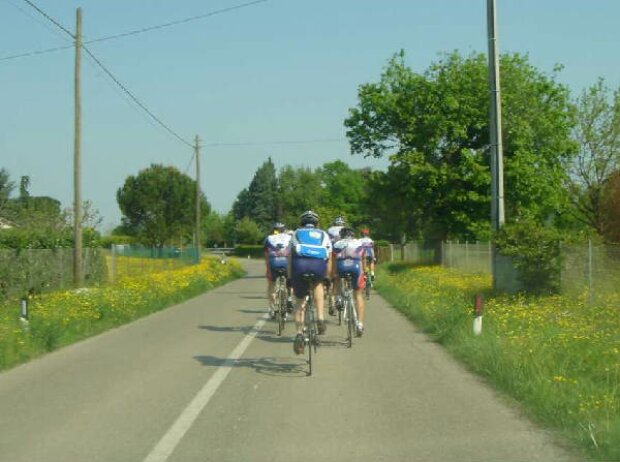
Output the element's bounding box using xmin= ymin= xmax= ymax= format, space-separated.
xmin=194 ymin=135 xmax=201 ymax=263
xmin=487 ymin=0 xmax=505 ymax=288
xmin=73 ymin=7 xmax=83 ymax=285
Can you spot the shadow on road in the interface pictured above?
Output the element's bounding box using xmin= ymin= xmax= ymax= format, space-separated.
xmin=198 ymin=325 xmax=254 ymax=334
xmin=193 ymin=355 xmax=307 ymax=377
xmin=237 ymin=309 xmax=266 ymax=314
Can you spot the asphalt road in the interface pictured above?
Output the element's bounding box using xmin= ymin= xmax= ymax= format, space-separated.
xmin=0 ymin=259 xmax=578 ymax=462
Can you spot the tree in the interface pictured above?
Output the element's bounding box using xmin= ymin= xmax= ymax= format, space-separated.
xmin=234 ymin=217 xmax=263 ymax=244
xmin=601 ymin=170 xmax=620 ymax=243
xmin=0 ymin=168 xmax=15 ymax=215
xmin=232 ymin=158 xmax=278 ymax=232
xmin=117 ymin=164 xmax=210 ymax=247
xmin=277 ymin=165 xmax=322 ymax=227
xmin=566 ymin=79 xmax=620 ymax=234
xmin=345 ymin=51 xmax=577 ymax=243
xmin=317 ymin=160 xmax=369 ymax=226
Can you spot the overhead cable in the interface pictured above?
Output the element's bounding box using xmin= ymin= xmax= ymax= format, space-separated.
xmin=1 ymin=0 xmax=268 ymax=62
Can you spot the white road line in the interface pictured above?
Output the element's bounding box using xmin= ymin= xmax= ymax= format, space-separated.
xmin=143 ymin=314 xmax=268 ymax=462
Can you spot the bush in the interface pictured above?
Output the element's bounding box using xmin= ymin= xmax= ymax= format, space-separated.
xmin=494 ymin=219 xmax=562 ymax=293
xmin=233 ymin=245 xmax=264 ymax=259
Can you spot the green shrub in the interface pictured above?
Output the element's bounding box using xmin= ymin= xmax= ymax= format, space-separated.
xmin=494 ymin=219 xmax=562 ymax=294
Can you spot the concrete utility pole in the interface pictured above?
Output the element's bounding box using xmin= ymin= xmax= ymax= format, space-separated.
xmin=194 ymin=135 xmax=201 ymax=262
xmin=73 ymin=7 xmax=83 ymax=285
xmin=487 ymin=0 xmax=505 ymax=288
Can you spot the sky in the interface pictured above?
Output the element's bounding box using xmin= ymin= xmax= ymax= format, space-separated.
xmin=1 ymin=0 xmax=620 ymax=231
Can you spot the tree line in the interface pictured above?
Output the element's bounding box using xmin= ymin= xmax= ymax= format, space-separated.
xmin=2 ymin=49 xmax=618 ymax=250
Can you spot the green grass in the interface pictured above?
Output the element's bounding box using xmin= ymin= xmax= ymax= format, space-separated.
xmin=376 ymin=262 xmax=619 ymax=461
xmin=0 ymin=258 xmax=245 ymax=372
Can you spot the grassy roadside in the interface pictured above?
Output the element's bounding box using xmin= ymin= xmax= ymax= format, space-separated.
xmin=0 ymin=257 xmax=244 ymax=372
xmin=376 ymin=262 xmax=620 ymax=462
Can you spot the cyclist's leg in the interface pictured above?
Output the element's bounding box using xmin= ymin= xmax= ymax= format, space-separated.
xmin=353 ymin=264 xmax=367 ymax=333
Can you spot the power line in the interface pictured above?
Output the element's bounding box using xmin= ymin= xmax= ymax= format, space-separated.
xmin=16 ymin=0 xmax=193 ymax=148
xmin=1 ymin=0 xmax=268 ymax=62
xmin=20 ymin=0 xmax=74 ymax=38
xmin=204 ymin=138 xmax=348 ymax=147
xmin=82 ymin=45 xmax=193 ymax=148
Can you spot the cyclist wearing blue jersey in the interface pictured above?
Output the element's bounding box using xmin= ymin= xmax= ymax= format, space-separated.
xmin=288 ymin=210 xmax=333 ymax=354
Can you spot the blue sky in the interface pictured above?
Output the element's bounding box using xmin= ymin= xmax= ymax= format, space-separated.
xmin=1 ymin=0 xmax=620 ymax=230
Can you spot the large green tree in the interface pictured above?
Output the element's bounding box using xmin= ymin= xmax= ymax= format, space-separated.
xmin=317 ymin=160 xmax=369 ymax=226
xmin=345 ymin=51 xmax=577 ymax=243
xmin=232 ymin=158 xmax=278 ymax=232
xmin=566 ymin=79 xmax=620 ymax=234
xmin=277 ymin=165 xmax=322 ymax=227
xmin=117 ymin=164 xmax=210 ymax=247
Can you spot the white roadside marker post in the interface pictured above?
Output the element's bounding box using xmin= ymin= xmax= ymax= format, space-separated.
xmin=473 ymin=294 xmax=483 ymax=336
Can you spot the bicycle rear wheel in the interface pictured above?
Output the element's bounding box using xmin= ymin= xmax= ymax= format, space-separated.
xmin=345 ymin=297 xmax=354 ymax=348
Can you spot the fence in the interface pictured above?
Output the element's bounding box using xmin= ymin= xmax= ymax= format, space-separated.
xmin=560 ymin=242 xmax=620 ymax=300
xmin=376 ymin=242 xmax=436 ymax=265
xmin=0 ymin=248 xmax=107 ymax=300
xmin=105 ymin=245 xmax=198 ymax=282
xmin=438 ymin=240 xmax=620 ymax=299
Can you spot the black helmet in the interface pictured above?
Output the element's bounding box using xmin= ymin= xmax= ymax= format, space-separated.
xmin=332 ymin=215 xmax=346 ymax=226
xmin=339 ymin=227 xmax=355 ymax=239
xmin=300 ymin=210 xmax=319 ymax=226
xmin=272 ymin=222 xmax=285 ymax=232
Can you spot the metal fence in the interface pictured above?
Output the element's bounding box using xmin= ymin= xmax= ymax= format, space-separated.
xmin=376 ymin=242 xmax=436 ymax=265
xmin=105 ymin=245 xmax=198 ymax=282
xmin=437 ymin=240 xmax=620 ymax=298
xmin=0 ymin=245 xmax=200 ymax=300
xmin=560 ymin=242 xmax=620 ymax=299
xmin=0 ymin=248 xmax=107 ymax=300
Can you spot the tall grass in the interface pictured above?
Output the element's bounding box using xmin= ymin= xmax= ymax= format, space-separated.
xmin=376 ymin=262 xmax=619 ymax=461
xmin=0 ymin=257 xmax=244 ymax=372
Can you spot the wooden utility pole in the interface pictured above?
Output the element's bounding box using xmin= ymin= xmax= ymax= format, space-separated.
xmin=487 ymin=0 xmax=505 ymax=289
xmin=194 ymin=135 xmax=201 ymax=262
xmin=73 ymin=7 xmax=83 ymax=285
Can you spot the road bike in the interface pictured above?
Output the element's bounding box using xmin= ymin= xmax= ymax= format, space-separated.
xmin=301 ymin=273 xmax=320 ymax=376
xmin=273 ymin=269 xmax=288 ymax=336
xmin=340 ymin=272 xmax=358 ymax=348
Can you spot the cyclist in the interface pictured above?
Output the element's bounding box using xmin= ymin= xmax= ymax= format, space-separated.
xmin=327 ymin=215 xmax=346 ymax=314
xmin=333 ymin=227 xmax=367 ymax=336
xmin=288 ymin=210 xmax=332 ymax=354
xmin=264 ymin=222 xmax=293 ymax=319
xmin=327 ymin=215 xmax=346 ymax=244
xmin=359 ymin=228 xmax=376 ymax=283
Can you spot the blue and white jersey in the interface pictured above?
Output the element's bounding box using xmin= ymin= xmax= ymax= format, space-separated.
xmin=359 ymin=236 xmax=375 ymax=259
xmin=333 ymin=238 xmax=366 ymax=261
xmin=264 ymin=232 xmax=292 ymax=258
xmin=290 ymin=226 xmax=332 ymax=260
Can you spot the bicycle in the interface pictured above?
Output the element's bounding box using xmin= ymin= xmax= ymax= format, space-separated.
xmin=273 ymin=269 xmax=288 ymax=336
xmin=301 ymin=273 xmax=320 ymax=376
xmin=340 ymin=272 xmax=358 ymax=348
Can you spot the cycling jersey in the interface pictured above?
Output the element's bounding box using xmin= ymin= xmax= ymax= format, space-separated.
xmin=264 ymin=232 xmax=292 ymax=258
xmin=359 ymin=236 xmax=375 ymax=260
xmin=289 ymin=225 xmax=332 ymax=298
xmin=333 ymin=237 xmax=366 ymax=290
xmin=264 ymin=232 xmax=292 ymax=281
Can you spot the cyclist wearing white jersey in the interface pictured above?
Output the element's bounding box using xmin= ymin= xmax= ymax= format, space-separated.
xmin=359 ymin=228 xmax=376 ymax=281
xmin=333 ymin=227 xmax=367 ymax=336
xmin=264 ymin=222 xmax=293 ymax=318
xmin=326 ymin=216 xmax=346 ymax=314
